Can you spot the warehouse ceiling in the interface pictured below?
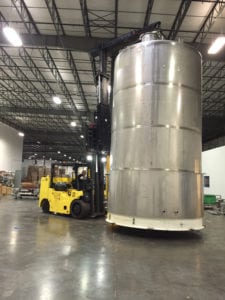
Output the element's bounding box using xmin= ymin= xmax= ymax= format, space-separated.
xmin=0 ymin=0 xmax=225 ymax=160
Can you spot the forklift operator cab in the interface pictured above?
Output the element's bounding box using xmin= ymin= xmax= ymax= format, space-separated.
xmin=39 ymin=163 xmax=92 ymax=219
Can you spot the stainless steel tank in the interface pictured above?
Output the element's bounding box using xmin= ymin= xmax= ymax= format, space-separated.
xmin=106 ymin=33 xmax=203 ymax=231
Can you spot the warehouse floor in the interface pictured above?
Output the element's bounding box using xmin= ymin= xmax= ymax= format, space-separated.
xmin=0 ymin=196 xmax=225 ymax=300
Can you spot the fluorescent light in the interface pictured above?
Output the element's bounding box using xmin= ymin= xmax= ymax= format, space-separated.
xmin=87 ymin=155 xmax=93 ymax=161
xmin=80 ymin=135 xmax=84 ymax=139
xmin=101 ymin=157 xmax=107 ymax=163
xmin=53 ymin=96 xmax=61 ymax=104
xmin=18 ymin=132 xmax=24 ymax=137
xmin=57 ymin=150 xmax=61 ymax=154
xmin=3 ymin=26 xmax=22 ymax=47
xmin=208 ymin=37 xmax=225 ymax=54
xmin=70 ymin=121 xmax=76 ymax=127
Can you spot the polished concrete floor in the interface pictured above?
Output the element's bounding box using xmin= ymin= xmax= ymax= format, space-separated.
xmin=0 ymin=196 xmax=225 ymax=300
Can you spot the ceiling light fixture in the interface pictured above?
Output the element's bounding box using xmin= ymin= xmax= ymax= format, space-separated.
xmin=101 ymin=157 xmax=107 ymax=163
xmin=87 ymin=155 xmax=93 ymax=161
xmin=18 ymin=132 xmax=24 ymax=137
xmin=80 ymin=135 xmax=84 ymax=139
xmin=70 ymin=121 xmax=76 ymax=127
xmin=3 ymin=26 xmax=22 ymax=47
xmin=57 ymin=150 xmax=61 ymax=154
xmin=53 ymin=96 xmax=61 ymax=104
xmin=208 ymin=37 xmax=225 ymax=54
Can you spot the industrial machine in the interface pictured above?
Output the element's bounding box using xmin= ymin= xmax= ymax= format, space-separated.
xmin=39 ymin=162 xmax=93 ymax=219
xmin=106 ymin=32 xmax=204 ymax=231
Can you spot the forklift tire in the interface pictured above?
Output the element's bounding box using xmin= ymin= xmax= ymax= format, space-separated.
xmin=41 ymin=199 xmax=50 ymax=213
xmin=82 ymin=191 xmax=91 ymax=203
xmin=70 ymin=200 xmax=90 ymax=219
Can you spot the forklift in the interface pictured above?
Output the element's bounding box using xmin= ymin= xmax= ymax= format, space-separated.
xmin=39 ymin=162 xmax=94 ymax=219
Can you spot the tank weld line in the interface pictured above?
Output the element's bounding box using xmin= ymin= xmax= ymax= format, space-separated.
xmin=114 ymin=81 xmax=201 ymax=95
xmin=113 ymin=167 xmax=201 ymax=174
xmin=119 ymin=40 xmax=198 ymax=54
xmin=112 ymin=124 xmax=200 ymax=134
xmin=153 ymin=124 xmax=200 ymax=133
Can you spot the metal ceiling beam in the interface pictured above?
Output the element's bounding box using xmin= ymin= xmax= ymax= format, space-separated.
xmin=24 ymin=129 xmax=85 ymax=138
xmin=23 ymin=150 xmax=82 ymax=157
xmin=0 ymin=66 xmax=46 ymax=107
xmin=11 ymin=0 xmax=40 ymax=34
xmin=0 ymin=49 xmax=73 ymax=128
xmin=0 ymin=116 xmax=27 ymax=132
xmin=203 ymin=62 xmax=225 ymax=89
xmin=0 ymin=32 xmax=225 ymax=61
xmin=202 ymin=63 xmax=225 ymax=113
xmin=0 ymin=33 xmax=110 ymax=51
xmin=88 ymin=10 xmax=115 ymax=35
xmin=0 ymin=115 xmax=84 ymax=144
xmin=0 ymin=83 xmax=33 ymax=107
xmin=44 ymin=0 xmax=65 ymax=35
xmin=168 ymin=0 xmax=192 ymax=40
xmin=1 ymin=35 xmax=223 ymax=61
xmin=0 ymin=11 xmax=7 ymax=31
xmin=80 ymin=0 xmax=91 ymax=37
xmin=19 ymin=47 xmax=54 ymax=95
xmin=44 ymin=0 xmax=90 ymax=112
xmin=0 ymin=46 xmax=56 ymax=108
xmin=143 ymin=0 xmax=155 ymax=27
xmin=23 ymin=147 xmax=82 ymax=153
xmin=204 ymin=90 xmax=225 ymax=112
xmin=40 ymin=48 xmax=82 ymax=117
xmin=11 ymin=0 xmax=84 ymax=124
xmin=24 ymin=142 xmax=83 ymax=149
xmin=80 ymin=0 xmax=97 ymax=84
xmin=192 ymin=0 xmax=225 ymax=43
xmin=66 ymin=51 xmax=90 ymax=111
xmin=0 ymin=106 xmax=87 ymax=117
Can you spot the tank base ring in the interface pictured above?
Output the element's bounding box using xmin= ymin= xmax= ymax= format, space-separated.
xmin=106 ymin=213 xmax=203 ymax=231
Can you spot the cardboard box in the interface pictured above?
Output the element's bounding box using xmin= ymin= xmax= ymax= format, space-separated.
xmin=2 ymin=186 xmax=7 ymax=195
xmin=6 ymin=187 xmax=12 ymax=195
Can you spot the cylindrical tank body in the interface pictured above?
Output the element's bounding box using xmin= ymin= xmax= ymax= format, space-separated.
xmin=106 ymin=34 xmax=203 ymax=231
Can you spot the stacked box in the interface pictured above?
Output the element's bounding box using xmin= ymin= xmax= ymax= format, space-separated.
xmin=2 ymin=186 xmax=7 ymax=195
xmin=6 ymin=187 xmax=12 ymax=195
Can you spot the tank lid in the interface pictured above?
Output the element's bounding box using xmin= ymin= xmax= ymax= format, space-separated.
xmin=140 ymin=31 xmax=161 ymax=42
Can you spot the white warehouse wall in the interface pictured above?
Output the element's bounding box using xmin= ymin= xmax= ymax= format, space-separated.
xmin=202 ymin=145 xmax=225 ymax=198
xmin=0 ymin=122 xmax=23 ymax=172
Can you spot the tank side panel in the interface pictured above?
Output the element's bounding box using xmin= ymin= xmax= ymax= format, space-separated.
xmin=108 ymin=40 xmax=202 ymax=225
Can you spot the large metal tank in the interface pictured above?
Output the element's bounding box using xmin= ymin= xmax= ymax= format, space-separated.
xmin=106 ymin=33 xmax=203 ymax=231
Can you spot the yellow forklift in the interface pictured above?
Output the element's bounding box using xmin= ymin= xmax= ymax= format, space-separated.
xmin=39 ymin=162 xmax=94 ymax=219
